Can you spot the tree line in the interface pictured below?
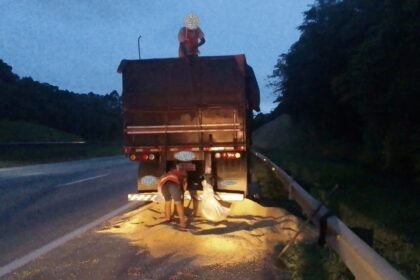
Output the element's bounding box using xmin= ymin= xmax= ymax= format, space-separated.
xmin=265 ymin=0 xmax=419 ymax=180
xmin=0 ymin=59 xmax=122 ymax=141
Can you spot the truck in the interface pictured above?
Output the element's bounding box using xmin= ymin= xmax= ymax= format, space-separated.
xmin=117 ymin=55 xmax=260 ymax=201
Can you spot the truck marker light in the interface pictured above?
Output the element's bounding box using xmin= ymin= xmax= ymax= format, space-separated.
xmin=220 ymin=152 xmax=242 ymax=159
xmin=149 ymin=154 xmax=155 ymax=160
xmin=129 ymin=154 xmax=137 ymax=161
xmin=215 ymin=153 xmax=221 ymax=159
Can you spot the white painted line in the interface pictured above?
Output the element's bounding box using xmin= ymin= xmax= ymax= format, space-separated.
xmin=0 ymin=201 xmax=145 ymax=278
xmin=56 ymin=173 xmax=109 ymax=187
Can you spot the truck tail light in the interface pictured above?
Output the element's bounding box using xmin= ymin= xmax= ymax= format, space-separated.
xmin=215 ymin=152 xmax=242 ymax=160
xmin=129 ymin=154 xmax=137 ymax=161
xmin=139 ymin=153 xmax=158 ymax=161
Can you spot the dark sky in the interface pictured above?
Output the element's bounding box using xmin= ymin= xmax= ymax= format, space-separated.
xmin=0 ymin=0 xmax=314 ymax=113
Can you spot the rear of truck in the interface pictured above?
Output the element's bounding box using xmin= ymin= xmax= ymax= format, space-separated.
xmin=117 ymin=55 xmax=260 ymax=201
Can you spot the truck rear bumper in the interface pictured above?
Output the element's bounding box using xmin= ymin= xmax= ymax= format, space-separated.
xmin=128 ymin=191 xmax=244 ymax=202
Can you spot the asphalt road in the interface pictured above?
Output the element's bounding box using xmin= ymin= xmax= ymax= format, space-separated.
xmin=0 ymin=156 xmax=138 ymax=267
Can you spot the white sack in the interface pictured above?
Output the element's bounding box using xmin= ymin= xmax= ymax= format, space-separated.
xmin=201 ymin=180 xmax=230 ymax=222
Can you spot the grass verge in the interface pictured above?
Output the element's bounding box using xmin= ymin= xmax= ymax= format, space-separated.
xmin=250 ymin=146 xmax=419 ymax=279
xmin=0 ymin=120 xmax=82 ymax=142
xmin=251 ymin=157 xmax=353 ymax=279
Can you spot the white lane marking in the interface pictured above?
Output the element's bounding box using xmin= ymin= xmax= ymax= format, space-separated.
xmin=56 ymin=173 xmax=109 ymax=187
xmin=0 ymin=201 xmax=145 ymax=278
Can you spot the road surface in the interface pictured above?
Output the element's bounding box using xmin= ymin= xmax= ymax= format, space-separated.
xmin=0 ymin=156 xmax=137 ymax=267
xmin=0 ymin=157 xmax=315 ymax=279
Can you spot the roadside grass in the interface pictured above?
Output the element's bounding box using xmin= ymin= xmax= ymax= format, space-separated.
xmin=0 ymin=117 xmax=123 ymax=168
xmin=251 ymin=143 xmax=420 ymax=279
xmin=0 ymin=120 xmax=82 ymax=142
xmin=274 ymin=242 xmax=352 ymax=280
xmin=251 ymin=157 xmax=352 ymax=279
xmin=0 ymin=143 xmax=123 ymax=168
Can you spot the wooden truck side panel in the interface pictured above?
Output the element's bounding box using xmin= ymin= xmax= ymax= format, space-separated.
xmin=118 ymin=55 xmax=260 ymax=196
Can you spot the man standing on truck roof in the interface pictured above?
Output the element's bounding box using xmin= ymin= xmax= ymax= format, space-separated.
xmin=158 ymin=164 xmax=188 ymax=228
xmin=178 ymin=13 xmax=205 ymax=58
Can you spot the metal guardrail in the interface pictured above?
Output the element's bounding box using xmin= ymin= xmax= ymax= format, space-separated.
xmin=252 ymin=150 xmax=406 ymax=280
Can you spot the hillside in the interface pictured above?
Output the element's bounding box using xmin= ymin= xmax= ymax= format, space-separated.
xmin=269 ymin=0 xmax=420 ymax=182
xmin=252 ymin=114 xmax=297 ymax=150
xmin=0 ymin=59 xmax=122 ymax=142
xmin=251 ymin=114 xmax=420 ymax=279
xmin=0 ymin=120 xmax=83 ymax=143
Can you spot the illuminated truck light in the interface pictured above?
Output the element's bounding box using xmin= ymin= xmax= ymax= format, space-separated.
xmin=129 ymin=153 xmax=159 ymax=161
xmin=140 ymin=153 xmax=158 ymax=161
xmin=215 ymin=152 xmax=243 ymax=160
